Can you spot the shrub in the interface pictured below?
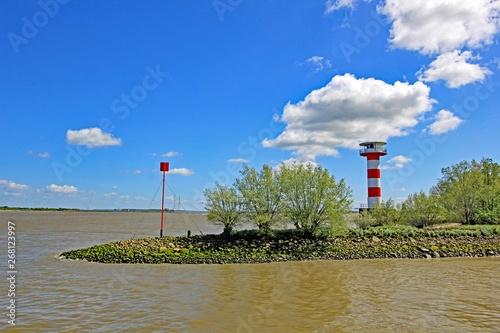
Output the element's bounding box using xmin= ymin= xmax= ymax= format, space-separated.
xmin=401 ymin=191 xmax=444 ymax=228
xmin=278 ymin=161 xmax=353 ymax=235
xmin=204 ymin=183 xmax=244 ymax=236
xmin=369 ymin=199 xmax=400 ymax=226
xmin=235 ymin=165 xmax=283 ymax=233
xmin=481 ymin=229 xmax=492 ymax=237
xmin=352 ymin=210 xmax=377 ymax=229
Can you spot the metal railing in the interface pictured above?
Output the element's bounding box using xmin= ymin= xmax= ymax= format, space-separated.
xmin=359 ymin=148 xmax=387 ymax=154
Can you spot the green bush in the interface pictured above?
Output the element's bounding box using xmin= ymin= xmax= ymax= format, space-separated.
xmin=481 ymin=229 xmax=492 ymax=237
xmin=352 ymin=211 xmax=377 ymax=229
xmin=204 ymin=183 xmax=245 ymax=235
xmin=400 ymin=191 xmax=444 ymax=228
xmin=369 ymin=199 xmax=400 ymax=226
xmin=278 ymin=161 xmax=353 ymax=235
xmin=235 ymin=165 xmax=283 ymax=233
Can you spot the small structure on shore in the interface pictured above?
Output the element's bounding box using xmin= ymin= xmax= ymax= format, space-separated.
xmin=359 ymin=141 xmax=387 ymax=209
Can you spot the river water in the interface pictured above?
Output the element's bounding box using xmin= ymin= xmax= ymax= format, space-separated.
xmin=1 ymin=211 xmax=499 ymax=332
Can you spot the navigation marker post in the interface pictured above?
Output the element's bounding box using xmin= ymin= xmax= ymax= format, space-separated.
xmin=160 ymin=162 xmax=169 ymax=237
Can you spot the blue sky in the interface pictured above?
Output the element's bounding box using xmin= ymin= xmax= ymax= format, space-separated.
xmin=1 ymin=0 xmax=499 ymax=210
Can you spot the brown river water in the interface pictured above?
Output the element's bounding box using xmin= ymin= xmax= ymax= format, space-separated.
xmin=1 ymin=211 xmax=499 ymax=332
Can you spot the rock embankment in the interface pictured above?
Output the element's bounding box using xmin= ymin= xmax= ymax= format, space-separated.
xmin=60 ymin=230 xmax=500 ymax=264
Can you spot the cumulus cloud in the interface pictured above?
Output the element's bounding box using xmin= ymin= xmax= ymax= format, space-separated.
xmin=262 ymin=74 xmax=434 ymax=160
xmin=325 ymin=0 xmax=371 ymax=13
xmin=273 ymin=158 xmax=319 ymax=171
xmin=379 ymin=0 xmax=500 ymax=55
xmin=381 ymin=155 xmax=412 ymax=170
xmin=227 ymin=158 xmax=250 ymax=163
xmin=418 ymin=51 xmax=492 ymax=88
xmin=66 ymin=127 xmax=122 ymax=148
xmin=0 ymin=180 xmax=30 ymax=191
xmin=167 ymin=168 xmax=194 ymax=176
xmin=38 ymin=152 xmax=51 ymax=158
xmin=427 ymin=110 xmax=464 ymax=135
xmin=46 ymin=184 xmax=78 ymax=193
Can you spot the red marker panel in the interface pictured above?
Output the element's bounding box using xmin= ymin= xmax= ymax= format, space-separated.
xmin=160 ymin=162 xmax=169 ymax=172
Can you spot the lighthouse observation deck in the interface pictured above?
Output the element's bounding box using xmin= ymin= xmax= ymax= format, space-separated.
xmin=359 ymin=142 xmax=387 ymax=156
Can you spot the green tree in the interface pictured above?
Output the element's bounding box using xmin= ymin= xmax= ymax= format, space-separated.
xmin=235 ymin=164 xmax=283 ymax=233
xmin=277 ymin=161 xmax=353 ymax=235
xmin=432 ymin=160 xmax=480 ymax=224
xmin=401 ymin=191 xmax=443 ymax=227
xmin=432 ymin=158 xmax=500 ymax=224
xmin=204 ymin=183 xmax=244 ymax=235
xmin=473 ymin=158 xmax=500 ymax=224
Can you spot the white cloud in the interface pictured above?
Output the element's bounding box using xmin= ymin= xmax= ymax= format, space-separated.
xmin=262 ymin=74 xmax=434 ymax=160
xmin=227 ymin=158 xmax=250 ymax=163
xmin=303 ymin=56 xmax=332 ymax=72
xmin=38 ymin=152 xmax=51 ymax=158
xmin=46 ymin=184 xmax=78 ymax=193
xmin=382 ymin=155 xmax=412 ymax=169
xmin=398 ymin=188 xmax=407 ymax=192
xmin=325 ymin=0 xmax=371 ymax=13
xmin=0 ymin=180 xmax=30 ymax=191
xmin=66 ymin=127 xmax=122 ymax=148
xmin=379 ymin=0 xmax=500 ymax=55
xmin=274 ymin=158 xmax=319 ymax=171
xmin=418 ymin=51 xmax=492 ymax=88
xmin=130 ymin=168 xmax=158 ymax=175
xmin=27 ymin=151 xmax=33 ymax=155
xmin=167 ymin=168 xmax=194 ymax=176
xmin=427 ymin=110 xmax=464 ymax=135
xmin=162 ymin=151 xmax=181 ymax=157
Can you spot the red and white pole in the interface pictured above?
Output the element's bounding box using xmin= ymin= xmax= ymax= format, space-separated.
xmin=160 ymin=162 xmax=169 ymax=237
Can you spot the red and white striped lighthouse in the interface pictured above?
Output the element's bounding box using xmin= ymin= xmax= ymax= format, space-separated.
xmin=359 ymin=142 xmax=387 ymax=209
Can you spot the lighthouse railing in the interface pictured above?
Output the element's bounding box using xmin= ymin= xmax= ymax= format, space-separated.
xmin=359 ymin=147 xmax=387 ymax=154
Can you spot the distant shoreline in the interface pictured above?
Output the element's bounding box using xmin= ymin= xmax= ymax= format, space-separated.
xmin=0 ymin=206 xmax=203 ymax=213
xmin=60 ymin=226 xmax=500 ymax=265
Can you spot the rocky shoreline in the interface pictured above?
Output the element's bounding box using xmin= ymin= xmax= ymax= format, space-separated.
xmin=60 ymin=229 xmax=500 ymax=264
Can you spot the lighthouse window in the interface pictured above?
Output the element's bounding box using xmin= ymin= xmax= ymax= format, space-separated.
xmin=367 ymin=144 xmax=373 ymax=149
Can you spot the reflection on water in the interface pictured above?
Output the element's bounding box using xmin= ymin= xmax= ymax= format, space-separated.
xmin=1 ymin=211 xmax=499 ymax=332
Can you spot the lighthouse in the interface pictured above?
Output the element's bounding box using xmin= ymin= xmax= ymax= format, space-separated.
xmin=359 ymin=142 xmax=387 ymax=209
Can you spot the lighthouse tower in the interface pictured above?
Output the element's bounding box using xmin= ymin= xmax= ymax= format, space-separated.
xmin=359 ymin=142 xmax=387 ymax=209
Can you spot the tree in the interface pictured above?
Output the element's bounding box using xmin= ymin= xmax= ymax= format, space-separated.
xmin=277 ymin=161 xmax=353 ymax=235
xmin=235 ymin=164 xmax=283 ymax=233
xmin=432 ymin=158 xmax=500 ymax=224
xmin=473 ymin=158 xmax=500 ymax=224
xmin=204 ymin=183 xmax=244 ymax=235
xmin=401 ymin=191 xmax=444 ymax=228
